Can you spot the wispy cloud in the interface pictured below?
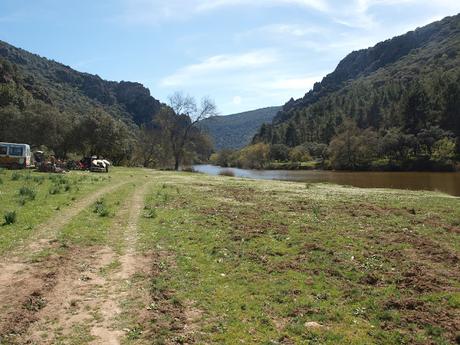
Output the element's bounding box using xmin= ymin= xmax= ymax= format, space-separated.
xmin=195 ymin=0 xmax=330 ymax=13
xmin=160 ymin=50 xmax=278 ymax=87
xmin=267 ymin=76 xmax=321 ymax=91
xmin=119 ymin=0 xmax=330 ymax=24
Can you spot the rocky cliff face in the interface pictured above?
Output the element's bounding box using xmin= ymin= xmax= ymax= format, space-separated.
xmin=0 ymin=39 xmax=163 ymax=125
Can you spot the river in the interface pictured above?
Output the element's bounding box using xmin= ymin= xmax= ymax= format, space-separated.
xmin=192 ymin=165 xmax=460 ymax=197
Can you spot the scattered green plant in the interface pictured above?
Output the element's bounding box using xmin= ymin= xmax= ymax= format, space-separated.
xmin=33 ymin=176 xmax=45 ymax=184
xmin=49 ymin=185 xmax=61 ymax=195
xmin=11 ymin=172 xmax=22 ymax=181
xmin=93 ymin=199 xmax=110 ymax=217
xmin=143 ymin=207 xmax=157 ymax=219
xmin=3 ymin=211 xmax=17 ymax=225
xmin=18 ymin=186 xmax=37 ymax=201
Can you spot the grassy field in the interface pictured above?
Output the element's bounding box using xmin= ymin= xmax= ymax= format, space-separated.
xmin=0 ymin=167 xmax=459 ymax=345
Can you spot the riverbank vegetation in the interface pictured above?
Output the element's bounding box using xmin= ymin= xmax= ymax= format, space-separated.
xmin=210 ymin=122 xmax=458 ymax=171
xmin=1 ymin=168 xmax=458 ymax=344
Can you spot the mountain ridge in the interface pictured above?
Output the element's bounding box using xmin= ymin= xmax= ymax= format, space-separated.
xmin=0 ymin=39 xmax=162 ymax=126
xmin=255 ymin=13 xmax=460 ymax=156
xmin=200 ymin=106 xmax=281 ymax=150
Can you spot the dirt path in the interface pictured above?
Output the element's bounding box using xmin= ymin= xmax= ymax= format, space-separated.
xmin=2 ymin=181 xmax=152 ymax=345
xmin=90 ymin=181 xmax=151 ymax=344
xmin=0 ymin=180 xmax=130 ymax=343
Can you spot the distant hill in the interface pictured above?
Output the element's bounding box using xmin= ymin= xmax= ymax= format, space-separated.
xmin=254 ymin=14 xmax=460 ymax=155
xmin=0 ymin=39 xmax=162 ymax=126
xmin=200 ymin=106 xmax=281 ymax=150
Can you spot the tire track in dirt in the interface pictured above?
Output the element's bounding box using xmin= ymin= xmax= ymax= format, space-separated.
xmin=8 ymin=181 xmax=151 ymax=345
xmin=0 ymin=180 xmax=130 ymax=343
xmin=90 ymin=181 xmax=151 ymax=345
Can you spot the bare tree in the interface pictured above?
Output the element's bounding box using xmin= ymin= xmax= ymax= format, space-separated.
xmin=157 ymin=92 xmax=217 ymax=170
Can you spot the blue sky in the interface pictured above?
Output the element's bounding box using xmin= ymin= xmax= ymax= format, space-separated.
xmin=0 ymin=1 xmax=459 ymax=114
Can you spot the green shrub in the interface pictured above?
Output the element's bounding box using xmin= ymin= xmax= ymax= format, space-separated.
xmin=143 ymin=207 xmax=157 ymax=219
xmin=11 ymin=172 xmax=22 ymax=181
xmin=33 ymin=176 xmax=45 ymax=184
xmin=0 ymin=177 xmax=3 ymax=184
xmin=93 ymin=199 xmax=110 ymax=217
xmin=4 ymin=211 xmax=17 ymax=225
xmin=19 ymin=186 xmax=37 ymax=200
xmin=0 ymin=167 xmax=5 ymax=174
xmin=48 ymin=186 xmax=61 ymax=195
xmin=49 ymin=175 xmax=67 ymax=185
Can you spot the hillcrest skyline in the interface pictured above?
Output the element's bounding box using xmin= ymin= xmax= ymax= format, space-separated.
xmin=1 ymin=0 xmax=459 ymax=114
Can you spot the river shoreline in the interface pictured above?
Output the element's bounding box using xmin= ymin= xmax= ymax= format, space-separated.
xmin=192 ymin=164 xmax=460 ymax=196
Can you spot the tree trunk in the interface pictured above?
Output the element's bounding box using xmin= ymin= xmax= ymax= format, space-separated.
xmin=174 ymin=156 xmax=180 ymax=171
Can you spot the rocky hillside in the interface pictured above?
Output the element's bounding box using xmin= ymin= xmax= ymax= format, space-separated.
xmin=0 ymin=40 xmax=162 ymax=126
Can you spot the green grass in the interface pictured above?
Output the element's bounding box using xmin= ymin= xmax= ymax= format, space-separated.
xmin=0 ymin=169 xmax=129 ymax=254
xmin=1 ymin=168 xmax=459 ymax=344
xmin=133 ymin=171 xmax=460 ymax=345
xmin=58 ymin=183 xmax=134 ymax=247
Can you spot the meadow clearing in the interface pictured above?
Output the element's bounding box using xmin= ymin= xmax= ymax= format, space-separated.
xmin=0 ymin=167 xmax=459 ymax=345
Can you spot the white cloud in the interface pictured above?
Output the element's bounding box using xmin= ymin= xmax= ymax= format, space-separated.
xmin=258 ymin=24 xmax=324 ymax=37
xmin=160 ymin=50 xmax=278 ymax=87
xmin=267 ymin=76 xmax=321 ymax=91
xmin=196 ymin=0 xmax=329 ymax=13
xmin=119 ymin=0 xmax=330 ymax=24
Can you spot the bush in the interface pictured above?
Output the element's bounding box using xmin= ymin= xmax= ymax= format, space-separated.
xmin=93 ymin=199 xmax=110 ymax=217
xmin=210 ymin=149 xmax=236 ymax=167
xmin=33 ymin=176 xmax=45 ymax=184
xmin=270 ymin=144 xmax=290 ymax=161
xmin=11 ymin=172 xmax=22 ymax=181
xmin=4 ymin=211 xmax=17 ymax=225
xmin=237 ymin=143 xmax=270 ymax=169
xmin=0 ymin=177 xmax=3 ymax=185
xmin=49 ymin=175 xmax=67 ymax=185
xmin=289 ymin=146 xmax=312 ymax=163
xmin=181 ymin=166 xmax=197 ymax=173
xmin=143 ymin=207 xmax=157 ymax=219
xmin=48 ymin=186 xmax=61 ymax=195
xmin=219 ymin=169 xmax=235 ymax=177
xmin=432 ymin=137 xmax=456 ymax=162
xmin=19 ymin=186 xmax=37 ymax=201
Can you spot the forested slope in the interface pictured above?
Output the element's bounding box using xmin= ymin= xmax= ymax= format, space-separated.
xmin=254 ymin=14 xmax=460 ymax=170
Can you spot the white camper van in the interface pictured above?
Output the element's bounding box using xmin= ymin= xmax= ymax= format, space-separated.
xmin=0 ymin=142 xmax=32 ymax=169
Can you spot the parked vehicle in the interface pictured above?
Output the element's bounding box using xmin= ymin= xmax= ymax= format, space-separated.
xmin=90 ymin=157 xmax=110 ymax=173
xmin=0 ymin=142 xmax=32 ymax=169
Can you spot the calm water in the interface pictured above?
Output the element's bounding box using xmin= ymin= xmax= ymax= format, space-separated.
xmin=193 ymin=165 xmax=460 ymax=197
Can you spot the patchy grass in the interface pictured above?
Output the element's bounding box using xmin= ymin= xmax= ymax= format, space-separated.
xmin=58 ymin=183 xmax=134 ymax=247
xmin=1 ymin=168 xmax=459 ymax=344
xmin=0 ymin=168 xmax=139 ymax=254
xmin=131 ymin=171 xmax=460 ymax=345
